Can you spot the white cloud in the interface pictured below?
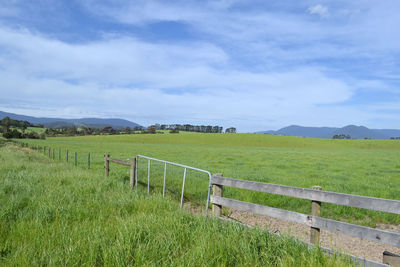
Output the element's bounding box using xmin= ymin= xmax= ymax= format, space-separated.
xmin=307 ymin=4 xmax=329 ymax=18
xmin=1 ymin=1 xmax=400 ymax=130
xmin=0 ymin=25 xmax=357 ymax=131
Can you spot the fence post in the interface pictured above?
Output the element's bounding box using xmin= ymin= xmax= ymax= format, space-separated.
xmin=212 ymin=173 xmax=223 ymax=217
xmin=383 ymin=251 xmax=400 ymax=266
xmin=48 ymin=147 xmax=51 ymax=158
xmin=130 ymin=157 xmax=136 ymax=188
xmin=147 ymin=159 xmax=151 ymax=195
xmin=59 ymin=148 xmax=61 ymax=160
xmin=104 ymin=154 xmax=109 ymax=177
xmin=310 ymin=185 xmax=322 ymax=245
xmin=66 ymin=149 xmax=69 ymax=163
xmin=74 ymin=152 xmax=77 ymax=166
xmin=135 ymin=156 xmax=138 ymax=188
xmin=88 ymin=153 xmax=90 ymax=169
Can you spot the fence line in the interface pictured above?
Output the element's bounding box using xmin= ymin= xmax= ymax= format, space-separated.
xmin=211 ymin=175 xmax=400 ymax=214
xmin=209 ymin=173 xmax=400 ymax=265
xmin=10 ymin=141 xmax=400 ymax=266
xmin=12 ymin=141 xmax=91 ymax=169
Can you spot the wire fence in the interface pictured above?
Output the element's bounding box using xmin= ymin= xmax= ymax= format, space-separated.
xmin=12 ymin=140 xmax=212 ymax=214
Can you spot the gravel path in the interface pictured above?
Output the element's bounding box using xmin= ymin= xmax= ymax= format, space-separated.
xmin=226 ymin=210 xmax=400 ymax=263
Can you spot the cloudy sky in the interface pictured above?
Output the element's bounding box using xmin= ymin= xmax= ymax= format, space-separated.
xmin=0 ymin=0 xmax=399 ymax=132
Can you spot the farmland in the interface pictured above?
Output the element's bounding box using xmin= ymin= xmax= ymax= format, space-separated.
xmin=0 ymin=141 xmax=350 ymax=266
xmin=19 ymin=132 xmax=400 ymax=227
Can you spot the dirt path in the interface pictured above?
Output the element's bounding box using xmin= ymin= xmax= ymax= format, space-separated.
xmin=225 ymin=209 xmax=400 ymax=263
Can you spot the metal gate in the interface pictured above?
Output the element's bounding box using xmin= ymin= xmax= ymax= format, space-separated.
xmin=135 ymin=155 xmax=212 ymax=216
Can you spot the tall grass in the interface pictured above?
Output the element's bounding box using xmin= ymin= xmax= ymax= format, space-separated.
xmin=0 ymin=144 xmax=352 ymax=266
xmin=20 ymin=132 xmax=400 ymax=226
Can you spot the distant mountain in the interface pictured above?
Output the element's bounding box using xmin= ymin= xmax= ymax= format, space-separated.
xmin=331 ymin=125 xmax=387 ymax=139
xmin=259 ymin=125 xmax=337 ymax=138
xmin=0 ymin=111 xmax=142 ymax=129
xmin=258 ymin=125 xmax=400 ymax=139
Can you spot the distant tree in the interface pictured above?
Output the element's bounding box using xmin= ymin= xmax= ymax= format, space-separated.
xmin=212 ymin=126 xmax=220 ymax=133
xmin=1 ymin=116 xmax=11 ymax=132
xmin=101 ymin=126 xmax=113 ymax=134
xmin=124 ymin=127 xmax=131 ymax=134
xmin=333 ymin=134 xmax=351 ymax=139
xmin=225 ymin=127 xmax=236 ymax=133
xmin=3 ymin=129 xmax=22 ymax=139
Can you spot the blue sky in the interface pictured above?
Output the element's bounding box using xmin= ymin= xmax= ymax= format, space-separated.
xmin=0 ymin=0 xmax=400 ymax=132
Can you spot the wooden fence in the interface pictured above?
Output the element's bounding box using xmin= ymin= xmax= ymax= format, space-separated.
xmin=104 ymin=154 xmax=136 ymax=188
xmin=210 ymin=174 xmax=400 ymax=266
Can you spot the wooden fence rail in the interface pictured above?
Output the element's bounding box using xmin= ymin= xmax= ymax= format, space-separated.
xmin=210 ymin=174 xmax=400 ymax=266
xmin=211 ymin=175 xmax=400 ymax=214
xmin=104 ymin=154 xmax=136 ymax=188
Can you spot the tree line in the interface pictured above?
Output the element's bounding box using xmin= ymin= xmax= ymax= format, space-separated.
xmin=1 ymin=117 xmax=45 ymax=139
xmin=1 ymin=116 xmax=237 ymax=139
xmin=332 ymin=134 xmax=351 ymax=139
xmin=44 ymin=126 xmax=144 ymax=137
xmin=149 ymin=124 xmax=236 ymax=133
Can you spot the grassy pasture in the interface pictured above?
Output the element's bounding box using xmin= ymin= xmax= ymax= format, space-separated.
xmin=21 ymin=132 xmax=400 ymax=227
xmin=0 ymin=143 xmax=350 ymax=266
xmin=26 ymin=126 xmax=46 ymax=134
xmin=8 ymin=126 xmax=46 ymax=134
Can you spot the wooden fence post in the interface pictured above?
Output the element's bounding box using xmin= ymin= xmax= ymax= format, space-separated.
xmin=74 ymin=152 xmax=77 ymax=166
xmin=88 ymin=153 xmax=90 ymax=169
xmin=48 ymin=147 xmax=51 ymax=158
xmin=383 ymin=251 xmax=400 ymax=267
xmin=212 ymin=173 xmax=223 ymax=217
xmin=59 ymin=148 xmax=61 ymax=160
xmin=104 ymin=154 xmax=109 ymax=177
xmin=130 ymin=157 xmax=136 ymax=188
xmin=310 ymin=185 xmax=322 ymax=245
xmin=66 ymin=149 xmax=69 ymax=163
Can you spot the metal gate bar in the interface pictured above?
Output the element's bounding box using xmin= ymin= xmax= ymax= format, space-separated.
xmin=136 ymin=155 xmax=212 ymax=216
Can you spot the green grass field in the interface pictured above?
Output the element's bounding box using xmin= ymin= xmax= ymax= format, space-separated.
xmin=26 ymin=127 xmax=46 ymax=134
xmin=0 ymin=142 xmax=351 ymax=266
xmin=19 ymin=132 xmax=400 ymax=227
xmin=8 ymin=126 xmax=46 ymax=134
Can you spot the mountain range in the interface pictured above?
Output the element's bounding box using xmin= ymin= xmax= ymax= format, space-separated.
xmin=0 ymin=111 xmax=142 ymax=129
xmin=257 ymin=125 xmax=400 ymax=139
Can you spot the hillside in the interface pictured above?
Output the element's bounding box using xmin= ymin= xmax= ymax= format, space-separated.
xmin=259 ymin=125 xmax=400 ymax=139
xmin=0 ymin=111 xmax=142 ymax=129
